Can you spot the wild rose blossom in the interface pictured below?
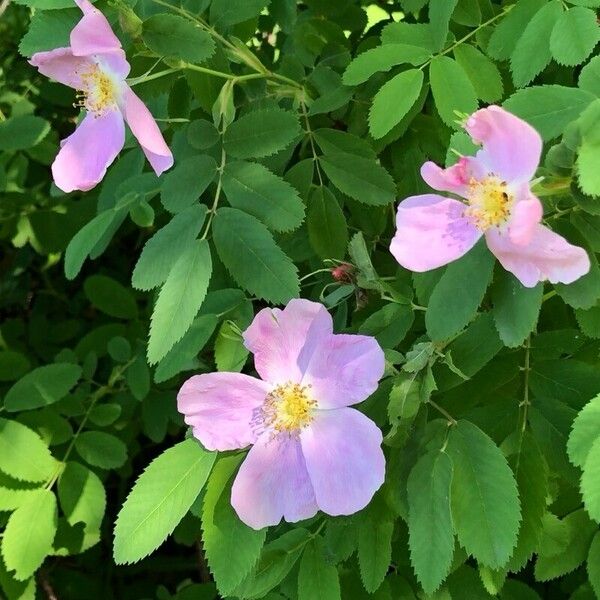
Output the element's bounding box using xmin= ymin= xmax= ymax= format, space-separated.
xmin=29 ymin=0 xmax=173 ymax=193
xmin=177 ymin=299 xmax=386 ymax=530
xmin=390 ymin=106 xmax=590 ymax=288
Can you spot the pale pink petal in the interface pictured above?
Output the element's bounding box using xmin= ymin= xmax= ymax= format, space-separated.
xmin=121 ymin=86 xmax=174 ymax=176
xmin=231 ymin=433 xmax=318 ymax=529
xmin=390 ymin=194 xmax=482 ymax=272
xmin=421 ymin=156 xmax=486 ymax=197
xmin=486 ymin=225 xmax=591 ymax=288
xmin=466 ymin=105 xmax=542 ymax=184
xmin=243 ymin=299 xmax=333 ymax=385
xmin=71 ymin=2 xmax=123 ymax=57
xmin=301 ymin=408 xmax=385 ymax=516
xmin=506 ymin=184 xmax=543 ymax=246
xmin=29 ymin=47 xmax=94 ymax=89
xmin=302 ymin=334 xmax=385 ymax=409
xmin=177 ymin=373 xmax=269 ymax=451
xmin=52 ymin=109 xmax=125 ymax=193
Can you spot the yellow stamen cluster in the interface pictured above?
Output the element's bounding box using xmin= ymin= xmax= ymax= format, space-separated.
xmin=465 ymin=176 xmax=513 ymax=231
xmin=75 ymin=66 xmax=118 ymax=116
xmin=262 ymin=382 xmax=316 ymax=434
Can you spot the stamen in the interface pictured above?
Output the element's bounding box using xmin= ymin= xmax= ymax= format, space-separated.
xmin=465 ymin=175 xmax=513 ymax=231
xmin=262 ymin=382 xmax=317 ymax=435
xmin=74 ymin=65 xmax=119 ymax=117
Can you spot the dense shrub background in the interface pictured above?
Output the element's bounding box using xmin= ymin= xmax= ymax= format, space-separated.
xmin=2 ymin=0 xmax=600 ymax=598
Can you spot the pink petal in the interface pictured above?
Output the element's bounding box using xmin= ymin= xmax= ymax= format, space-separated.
xmin=390 ymin=194 xmax=482 ymax=272
xmin=177 ymin=373 xmax=269 ymax=451
xmin=29 ymin=47 xmax=94 ymax=89
xmin=302 ymin=334 xmax=385 ymax=409
xmin=242 ymin=299 xmax=333 ymax=385
xmin=506 ymin=185 xmax=543 ymax=246
xmin=71 ymin=1 xmax=124 ymax=57
xmin=486 ymin=225 xmax=591 ymax=288
xmin=421 ymin=156 xmax=486 ymax=197
xmin=121 ymin=86 xmax=174 ymax=176
xmin=301 ymin=408 xmax=385 ymax=516
xmin=466 ymin=105 xmax=542 ymax=184
xmin=231 ymin=433 xmax=318 ymax=529
xmin=52 ymin=109 xmax=125 ymax=193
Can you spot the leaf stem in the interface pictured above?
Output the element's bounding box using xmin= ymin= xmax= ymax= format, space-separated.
xmin=428 ymin=399 xmax=458 ymax=426
xmin=201 ymin=146 xmax=227 ymax=240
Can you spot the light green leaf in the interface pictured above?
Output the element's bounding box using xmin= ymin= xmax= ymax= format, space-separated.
xmin=210 ymin=0 xmax=269 ymax=27
xmin=359 ymin=304 xmax=414 ymax=349
xmin=214 ymin=321 xmax=249 ymax=373
xmin=4 ymin=363 xmax=81 ymax=412
xmin=0 ymin=419 xmax=57 ymax=483
xmin=132 ymin=205 xmax=206 ymax=291
xmin=407 ymin=451 xmax=454 ymax=595
xmin=298 ymin=538 xmax=341 ymax=600
xmin=429 ymin=56 xmax=478 ymax=128
xmin=58 ymin=462 xmax=106 ymax=532
xmin=202 ymin=455 xmax=266 ymax=596
xmin=147 ymin=240 xmax=212 ymax=364
xmin=550 ymin=7 xmax=599 ymax=66
xmin=0 ymin=116 xmax=50 ymax=151
xmin=579 ymin=56 xmax=600 ymax=96
xmin=160 ymin=156 xmax=217 ymax=213
xmin=212 ymin=208 xmax=299 ymax=303
xmin=222 ymin=161 xmax=305 ymax=232
xmin=313 ymin=129 xmax=376 ymax=159
xmin=358 ymin=510 xmax=394 ymax=593
xmin=223 ymin=109 xmax=300 ymax=159
xmin=75 ymin=431 xmax=127 ymax=470
xmin=142 ymin=14 xmax=215 ymax=63
xmin=426 ymin=242 xmax=495 ymax=341
xmin=510 ymin=1 xmax=562 ymax=88
xmin=307 ymin=186 xmax=348 ymax=259
xmin=446 ymin=421 xmax=521 ymax=568
xmin=581 ymin=435 xmax=600 ymax=521
xmin=343 ymin=44 xmax=430 ymax=85
xmin=576 ymin=304 xmax=600 ymax=338
xmin=114 ymin=439 xmax=216 ymax=564
xmin=1 ymin=489 xmax=57 ymax=581
xmin=492 ymin=271 xmax=542 ymax=347
xmin=84 ymin=274 xmax=138 ymax=319
xmin=567 ymin=393 xmax=600 ymax=468
xmin=453 ymin=45 xmax=503 ymax=103
xmin=369 ymin=69 xmax=424 ymax=138
xmin=319 ymin=152 xmax=396 ymax=206
xmin=588 ymin=531 xmax=600 ymax=598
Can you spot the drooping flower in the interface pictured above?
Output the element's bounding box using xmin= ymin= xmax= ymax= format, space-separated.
xmin=390 ymin=106 xmax=590 ymax=288
xmin=177 ymin=299 xmax=386 ymax=530
xmin=29 ymin=0 xmax=173 ymax=193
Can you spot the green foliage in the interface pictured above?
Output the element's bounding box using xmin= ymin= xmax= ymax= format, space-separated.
xmin=4 ymin=0 xmax=600 ymax=596
xmin=114 ymin=440 xmax=216 ymax=564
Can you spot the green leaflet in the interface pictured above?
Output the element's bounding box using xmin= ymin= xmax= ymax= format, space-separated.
xmin=114 ymin=439 xmax=216 ymax=564
xmin=147 ymin=239 xmax=212 ymax=365
xmin=306 ymin=186 xmax=348 ymax=259
xmin=550 ymin=7 xmax=600 ymax=67
xmin=298 ymin=538 xmax=341 ymax=600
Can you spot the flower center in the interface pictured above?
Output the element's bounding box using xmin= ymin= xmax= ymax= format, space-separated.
xmin=465 ymin=176 xmax=513 ymax=231
xmin=262 ymin=382 xmax=316 ymax=434
xmin=75 ymin=65 xmax=119 ymax=116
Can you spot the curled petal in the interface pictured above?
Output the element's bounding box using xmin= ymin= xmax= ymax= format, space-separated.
xmin=421 ymin=156 xmax=486 ymax=198
xmin=29 ymin=47 xmax=94 ymax=89
xmin=506 ymin=185 xmax=543 ymax=246
xmin=177 ymin=373 xmax=269 ymax=451
xmin=71 ymin=1 xmax=124 ymax=57
xmin=121 ymin=86 xmax=174 ymax=176
xmin=231 ymin=434 xmax=318 ymax=529
xmin=486 ymin=225 xmax=591 ymax=288
xmin=52 ymin=109 xmax=125 ymax=193
xmin=302 ymin=334 xmax=385 ymax=409
xmin=243 ymin=299 xmax=333 ymax=385
xmin=466 ymin=105 xmax=542 ymax=184
xmin=301 ymin=408 xmax=385 ymax=516
xmin=390 ymin=194 xmax=482 ymax=272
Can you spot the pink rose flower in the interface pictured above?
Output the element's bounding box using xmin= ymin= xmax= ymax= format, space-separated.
xmin=29 ymin=0 xmax=173 ymax=193
xmin=177 ymin=299 xmax=386 ymax=530
xmin=390 ymin=106 xmax=590 ymax=288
